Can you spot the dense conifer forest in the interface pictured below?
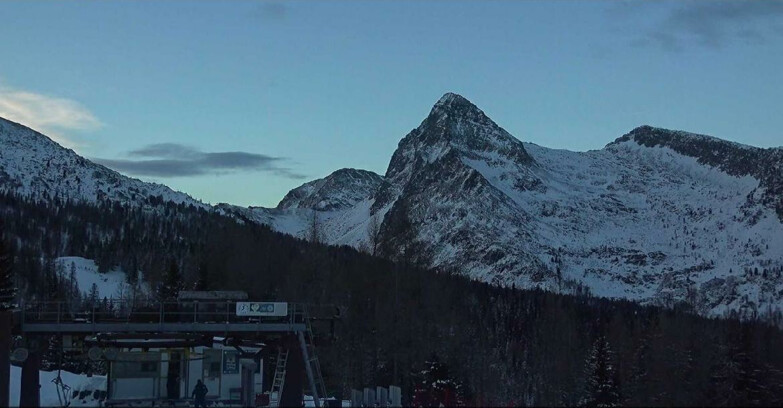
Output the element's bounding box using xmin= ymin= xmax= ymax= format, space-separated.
xmin=2 ymin=191 xmax=783 ymax=406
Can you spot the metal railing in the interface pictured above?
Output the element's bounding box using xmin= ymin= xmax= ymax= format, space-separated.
xmin=19 ymin=299 xmax=309 ymax=327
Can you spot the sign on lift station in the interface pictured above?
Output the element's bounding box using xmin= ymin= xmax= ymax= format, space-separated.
xmin=235 ymin=301 xmax=288 ymax=317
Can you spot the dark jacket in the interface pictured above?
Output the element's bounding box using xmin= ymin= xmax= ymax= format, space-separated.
xmin=192 ymin=382 xmax=208 ymax=400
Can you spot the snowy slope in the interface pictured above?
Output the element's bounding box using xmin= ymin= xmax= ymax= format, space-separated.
xmin=0 ymin=117 xmax=205 ymax=208
xmin=55 ymin=257 xmax=150 ymax=299
xmin=217 ymin=168 xmax=387 ymax=247
xmin=9 ymin=365 xmax=106 ymax=407
xmin=277 ymin=168 xmax=384 ymax=211
xmin=238 ymin=93 xmax=783 ymax=320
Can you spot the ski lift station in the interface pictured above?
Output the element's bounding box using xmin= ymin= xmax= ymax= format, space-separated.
xmin=4 ymin=291 xmax=343 ymax=407
xmin=104 ymin=336 xmax=263 ymax=404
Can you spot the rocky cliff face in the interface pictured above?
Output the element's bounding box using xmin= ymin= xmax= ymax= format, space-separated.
xmin=373 ymin=92 xmax=540 ymax=213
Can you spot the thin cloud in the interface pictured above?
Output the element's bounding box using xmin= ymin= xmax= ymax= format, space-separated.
xmin=625 ymin=1 xmax=783 ymax=51
xmin=94 ymin=143 xmax=306 ymax=179
xmin=128 ymin=143 xmax=202 ymax=159
xmin=0 ymin=86 xmax=101 ymax=147
xmin=256 ymin=1 xmax=288 ymax=21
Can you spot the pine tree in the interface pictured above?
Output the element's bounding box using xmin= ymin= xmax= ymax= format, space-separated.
xmin=307 ymin=209 xmax=323 ymax=244
xmin=366 ymin=214 xmax=382 ymax=256
xmin=43 ymin=257 xmax=61 ymax=301
xmin=88 ymin=283 xmax=100 ymax=305
xmin=0 ymin=219 xmax=16 ymax=310
xmin=159 ymin=260 xmax=183 ymax=301
xmin=193 ymin=261 xmax=209 ymax=291
xmin=708 ymin=325 xmax=770 ymax=406
xmin=581 ymin=336 xmax=622 ymax=407
xmin=411 ymin=354 xmax=467 ymax=407
xmin=66 ymin=261 xmax=81 ymax=312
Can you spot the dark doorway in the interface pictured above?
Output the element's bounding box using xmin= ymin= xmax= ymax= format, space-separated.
xmin=167 ymin=352 xmax=182 ymax=399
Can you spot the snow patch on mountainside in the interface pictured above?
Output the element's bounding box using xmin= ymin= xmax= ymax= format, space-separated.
xmin=55 ymin=257 xmax=150 ymax=299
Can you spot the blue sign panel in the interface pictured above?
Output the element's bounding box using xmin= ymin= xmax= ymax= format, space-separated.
xmin=222 ymin=350 xmax=239 ymax=374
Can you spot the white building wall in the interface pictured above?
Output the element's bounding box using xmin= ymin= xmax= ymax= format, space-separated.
xmin=112 ymin=378 xmax=158 ymax=399
xmin=109 ymin=344 xmax=258 ymax=401
xmin=187 ymin=350 xmax=203 ymax=397
xmin=255 ymin=358 xmax=264 ymax=394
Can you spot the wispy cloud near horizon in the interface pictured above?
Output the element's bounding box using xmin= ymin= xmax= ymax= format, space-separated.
xmin=94 ymin=143 xmax=307 ymax=179
xmin=619 ymin=0 xmax=783 ymax=52
xmin=0 ymin=85 xmax=101 ymax=147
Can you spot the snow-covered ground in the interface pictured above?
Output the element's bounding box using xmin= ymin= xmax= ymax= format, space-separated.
xmin=8 ymin=365 xmax=106 ymax=407
xmin=55 ymin=256 xmax=150 ymax=300
xmin=5 ymin=365 xmax=352 ymax=408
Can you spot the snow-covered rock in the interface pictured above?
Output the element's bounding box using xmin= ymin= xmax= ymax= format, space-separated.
xmin=277 ymin=168 xmax=384 ymax=211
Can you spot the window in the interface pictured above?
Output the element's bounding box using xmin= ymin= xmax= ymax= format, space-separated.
xmin=203 ymin=349 xmax=222 ymax=379
xmin=111 ymin=352 xmax=161 ymax=378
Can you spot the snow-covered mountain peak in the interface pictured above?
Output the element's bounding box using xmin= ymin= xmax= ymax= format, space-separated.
xmin=277 ymin=168 xmax=384 ymax=211
xmin=387 ymin=93 xmax=534 ymax=177
xmin=421 ymin=93 xmax=528 ymax=153
xmin=431 ymin=92 xmax=476 ymax=114
xmin=372 ymin=93 xmax=539 ymax=212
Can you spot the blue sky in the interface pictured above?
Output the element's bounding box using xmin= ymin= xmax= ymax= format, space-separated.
xmin=1 ymin=0 xmax=782 ymax=207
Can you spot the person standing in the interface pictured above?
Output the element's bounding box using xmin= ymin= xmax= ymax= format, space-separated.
xmin=192 ymin=379 xmax=208 ymax=408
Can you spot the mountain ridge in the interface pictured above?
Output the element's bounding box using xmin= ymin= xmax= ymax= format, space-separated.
xmin=1 ymin=93 xmax=782 ymax=320
xmin=237 ymin=93 xmax=783 ymax=319
xmin=0 ymin=116 xmax=206 ymax=209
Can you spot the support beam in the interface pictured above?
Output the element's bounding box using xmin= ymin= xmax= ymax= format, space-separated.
xmin=88 ymin=339 xmax=212 ymax=349
xmin=21 ymin=322 xmax=307 ymax=334
xmin=280 ymin=336 xmax=304 ymax=407
xmin=298 ymin=331 xmax=320 ymax=408
xmin=19 ymin=339 xmax=40 ymax=407
xmin=0 ymin=311 xmax=12 ymax=408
